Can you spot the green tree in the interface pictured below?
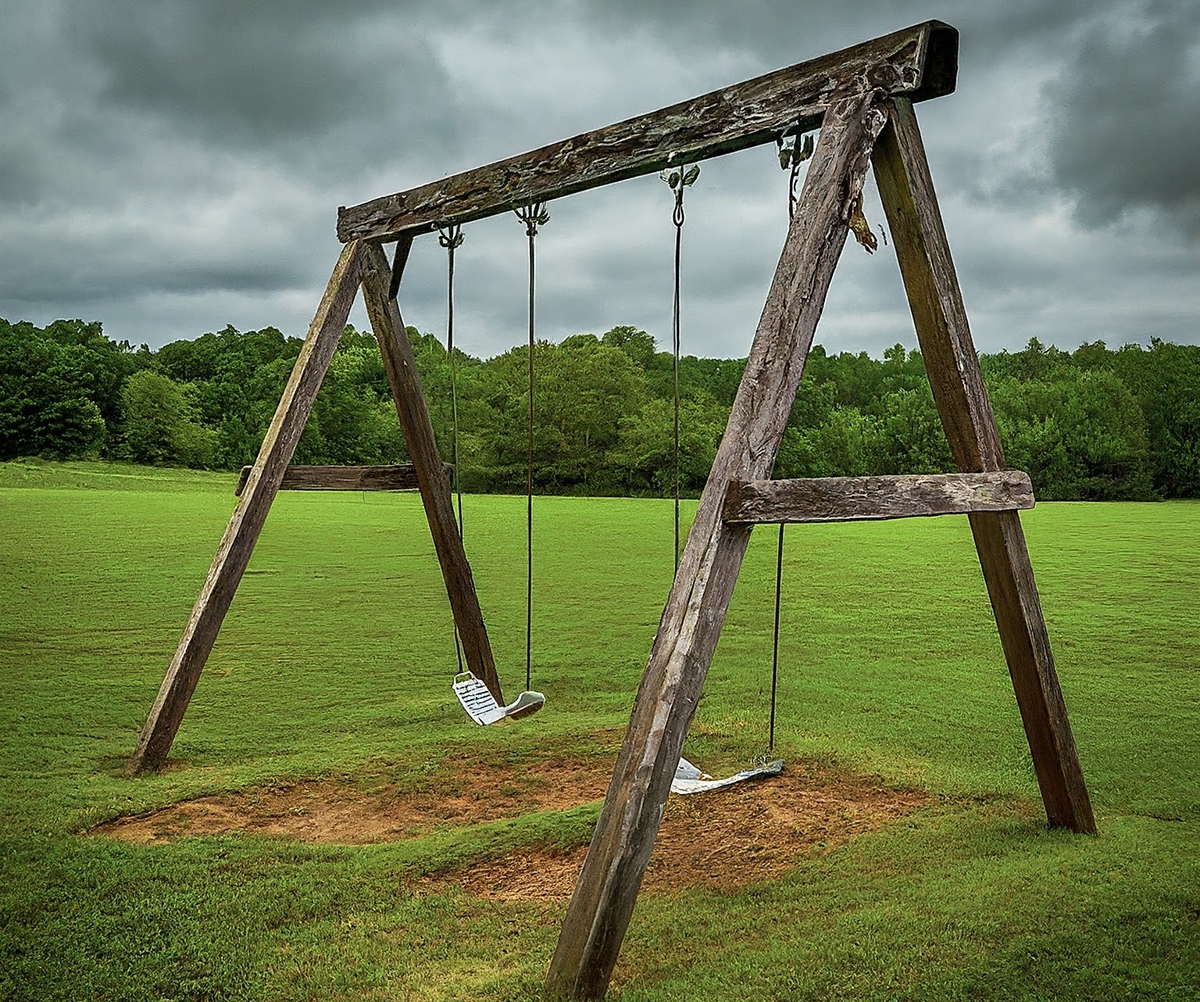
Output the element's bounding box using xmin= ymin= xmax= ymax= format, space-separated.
xmin=307 ymin=341 xmax=405 ymax=465
xmin=989 ymin=369 xmax=1155 ymax=500
xmin=873 ymin=386 xmax=953 ymax=474
xmin=0 ymin=319 xmax=107 ymax=459
xmin=612 ymin=396 xmax=728 ymax=495
xmin=791 ymin=406 xmax=881 ymax=478
xmin=121 ymin=370 xmax=215 ymax=467
xmin=39 ymin=319 xmax=145 ymax=447
xmin=1111 ymin=339 xmax=1200 ymax=497
xmin=601 ymin=325 xmax=657 ymax=369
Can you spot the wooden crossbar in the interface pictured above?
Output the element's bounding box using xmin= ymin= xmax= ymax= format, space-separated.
xmin=233 ymin=463 xmax=451 ymax=497
xmin=336 ymin=21 xmax=957 ymax=243
xmin=722 ymin=471 xmax=1033 ymax=524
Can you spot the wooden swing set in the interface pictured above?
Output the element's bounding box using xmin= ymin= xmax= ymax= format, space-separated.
xmin=126 ymin=20 xmax=1095 ymax=999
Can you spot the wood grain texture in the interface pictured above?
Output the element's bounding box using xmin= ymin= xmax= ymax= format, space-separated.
xmin=360 ymin=239 xmax=505 ymax=706
xmin=337 ymin=22 xmax=956 ymax=243
xmin=546 ymin=86 xmax=890 ymax=1001
xmin=873 ymin=97 xmax=1095 ymax=834
xmin=723 ymin=471 xmax=1033 ymax=524
xmin=127 ymin=241 xmax=365 ymax=775
xmin=233 ymin=463 xmax=450 ymax=496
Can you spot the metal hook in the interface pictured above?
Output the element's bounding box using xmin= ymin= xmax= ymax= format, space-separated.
xmin=660 ymin=164 xmax=699 ymax=227
xmin=777 ymin=130 xmax=815 ymax=219
xmin=514 ymin=201 xmax=550 ymax=237
xmin=437 ymin=222 xmax=464 ymax=251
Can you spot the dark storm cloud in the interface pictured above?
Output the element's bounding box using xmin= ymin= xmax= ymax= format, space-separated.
xmin=69 ymin=1 xmax=452 ymax=148
xmin=0 ymin=0 xmax=465 ymax=209
xmin=0 ymin=0 xmax=1197 ymax=356
xmin=578 ymin=0 xmax=1096 ymax=70
xmin=1046 ymin=0 xmax=1200 ymax=236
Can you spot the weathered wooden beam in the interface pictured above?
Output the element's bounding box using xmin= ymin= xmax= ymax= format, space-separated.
xmin=873 ymin=97 xmax=1095 ymax=834
xmin=127 ymin=242 xmax=365 ymax=775
xmin=723 ymin=471 xmax=1034 ymax=524
xmin=359 ymin=239 xmax=505 ymax=706
xmin=233 ymin=463 xmax=452 ymax=497
xmin=337 ymin=21 xmax=957 ymax=243
xmin=546 ymin=85 xmax=889 ymax=1001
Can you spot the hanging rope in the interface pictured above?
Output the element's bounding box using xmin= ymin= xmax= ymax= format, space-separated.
xmin=660 ymin=163 xmax=699 ymax=568
xmin=437 ymin=222 xmax=466 ymax=676
xmin=769 ymin=523 xmax=784 ymax=753
xmin=514 ymin=201 xmax=549 ymax=692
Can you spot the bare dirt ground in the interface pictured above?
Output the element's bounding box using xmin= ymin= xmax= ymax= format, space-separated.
xmin=93 ymin=754 xmax=927 ymax=899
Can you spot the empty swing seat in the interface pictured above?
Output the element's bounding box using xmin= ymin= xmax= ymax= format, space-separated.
xmin=453 ymin=672 xmax=545 ymax=726
xmin=670 ymin=756 xmax=784 ymax=795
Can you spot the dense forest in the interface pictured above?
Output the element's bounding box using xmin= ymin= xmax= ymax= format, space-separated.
xmin=2 ymin=315 xmax=1197 ymax=500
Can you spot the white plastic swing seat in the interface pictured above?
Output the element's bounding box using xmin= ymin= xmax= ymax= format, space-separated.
xmin=670 ymin=756 xmax=784 ymax=795
xmin=453 ymin=671 xmax=545 ymax=726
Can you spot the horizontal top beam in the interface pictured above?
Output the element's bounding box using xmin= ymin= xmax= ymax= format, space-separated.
xmin=337 ymin=20 xmax=957 ymax=243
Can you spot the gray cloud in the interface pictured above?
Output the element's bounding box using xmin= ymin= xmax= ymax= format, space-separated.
xmin=1045 ymin=0 xmax=1200 ymax=236
xmin=0 ymin=0 xmax=1196 ymax=359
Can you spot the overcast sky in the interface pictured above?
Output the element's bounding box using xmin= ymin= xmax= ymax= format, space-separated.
xmin=1 ymin=0 xmax=1197 ymax=361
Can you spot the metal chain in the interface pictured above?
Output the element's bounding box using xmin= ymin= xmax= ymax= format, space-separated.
xmin=513 ymin=201 xmax=549 ymax=691
xmin=436 ymin=222 xmax=466 ymax=676
xmin=659 ymin=164 xmax=699 ymax=569
xmin=769 ymin=522 xmax=784 ymax=753
xmin=436 ymin=223 xmax=465 ymax=533
xmin=767 ymin=129 xmax=814 ymax=750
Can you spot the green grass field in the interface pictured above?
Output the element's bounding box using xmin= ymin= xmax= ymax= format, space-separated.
xmin=1 ymin=460 xmax=1198 ymax=1001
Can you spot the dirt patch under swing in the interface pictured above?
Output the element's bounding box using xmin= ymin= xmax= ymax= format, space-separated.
xmin=93 ymin=754 xmax=927 ymax=899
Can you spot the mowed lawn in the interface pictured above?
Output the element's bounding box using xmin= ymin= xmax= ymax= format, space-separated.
xmin=1 ymin=460 xmax=1198 ymax=1001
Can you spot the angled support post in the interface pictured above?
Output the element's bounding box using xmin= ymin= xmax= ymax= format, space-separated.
xmin=872 ymin=97 xmax=1095 ymax=832
xmin=360 ymin=239 xmax=504 ymax=704
xmin=545 ymin=85 xmax=890 ymax=1000
xmin=127 ymin=241 xmax=366 ymax=774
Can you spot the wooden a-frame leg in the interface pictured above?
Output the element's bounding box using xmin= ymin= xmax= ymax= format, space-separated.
xmin=872 ymin=97 xmax=1095 ymax=833
xmin=127 ymin=241 xmax=366 ymax=775
xmin=545 ymin=87 xmax=890 ymax=1000
xmin=360 ymin=240 xmax=504 ymax=705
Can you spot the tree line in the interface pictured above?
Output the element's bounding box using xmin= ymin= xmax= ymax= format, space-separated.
xmin=2 ymin=315 xmax=1197 ymax=500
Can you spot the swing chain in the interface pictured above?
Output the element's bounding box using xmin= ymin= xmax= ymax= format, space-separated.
xmin=660 ymin=163 xmax=699 ymax=569
xmin=513 ymin=200 xmax=548 ymax=693
xmin=437 ymin=220 xmax=467 ymax=675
